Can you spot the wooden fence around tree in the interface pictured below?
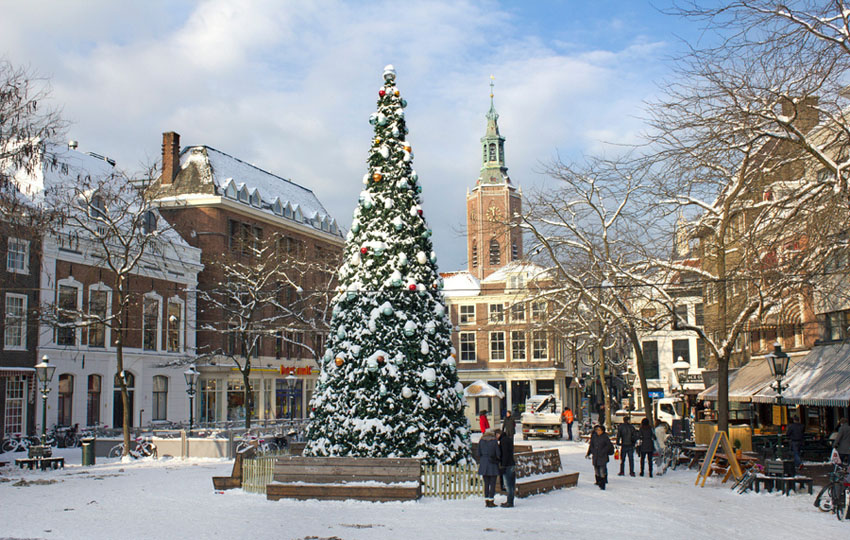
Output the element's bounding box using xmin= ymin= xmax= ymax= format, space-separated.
xmin=421 ymin=463 xmax=483 ymax=499
xmin=242 ymin=456 xmax=276 ymax=494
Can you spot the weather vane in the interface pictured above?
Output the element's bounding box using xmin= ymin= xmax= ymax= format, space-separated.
xmin=489 ymin=74 xmax=495 ymax=100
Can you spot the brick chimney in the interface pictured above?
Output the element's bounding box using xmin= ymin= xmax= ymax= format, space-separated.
xmin=780 ymin=96 xmax=819 ymax=134
xmin=161 ymin=131 xmax=181 ymax=185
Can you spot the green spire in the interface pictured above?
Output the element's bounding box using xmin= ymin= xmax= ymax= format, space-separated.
xmin=478 ymin=75 xmax=509 ymax=185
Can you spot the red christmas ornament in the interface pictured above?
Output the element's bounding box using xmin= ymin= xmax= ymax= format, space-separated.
xmin=408 ymin=284 xmax=417 ymax=291
xmin=417 ymin=209 xmax=423 ymax=216
xmin=360 ymin=247 xmax=368 ymax=254
xmin=379 ymin=89 xmax=386 ymax=97
xmin=377 ymin=355 xmax=386 ymax=364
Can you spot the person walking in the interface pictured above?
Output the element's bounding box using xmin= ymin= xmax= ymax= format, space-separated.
xmin=477 ymin=428 xmax=501 ymax=507
xmin=562 ymin=407 xmax=575 ymax=441
xmin=616 ymin=416 xmax=637 ymax=477
xmin=502 ymin=410 xmax=516 ymax=439
xmin=654 ymin=419 xmax=669 ymax=474
xmin=479 ymin=411 xmax=490 ymax=434
xmin=786 ymin=416 xmax=805 ymax=470
xmin=586 ymin=424 xmax=615 ymax=490
xmin=598 ymin=404 xmax=606 ymax=429
xmin=833 ymin=417 xmax=850 ymax=465
xmin=498 ymin=430 xmax=516 ymax=507
xmin=638 ymin=418 xmax=655 ymax=477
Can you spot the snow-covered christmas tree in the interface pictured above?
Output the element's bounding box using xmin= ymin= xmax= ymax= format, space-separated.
xmin=304 ymin=66 xmax=472 ymax=464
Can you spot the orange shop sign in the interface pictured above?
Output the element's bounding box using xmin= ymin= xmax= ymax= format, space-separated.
xmin=279 ymin=366 xmax=315 ymax=376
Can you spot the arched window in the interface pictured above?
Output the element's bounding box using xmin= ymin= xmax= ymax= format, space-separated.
xmin=489 ymin=238 xmax=500 ymax=266
xmin=152 ymin=375 xmax=168 ymax=421
xmin=87 ymin=375 xmax=101 ymax=426
xmin=488 ymin=143 xmax=497 ymax=162
xmin=471 ymin=242 xmax=478 ymax=268
xmin=58 ymin=374 xmax=74 ymax=426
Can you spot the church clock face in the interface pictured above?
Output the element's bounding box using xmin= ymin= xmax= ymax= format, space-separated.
xmin=487 ymin=205 xmax=501 ymax=223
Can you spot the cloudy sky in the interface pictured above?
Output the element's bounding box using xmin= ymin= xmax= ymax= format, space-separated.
xmin=2 ymin=0 xmax=704 ymax=270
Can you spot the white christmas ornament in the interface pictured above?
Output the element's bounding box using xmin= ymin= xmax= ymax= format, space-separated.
xmin=422 ymin=367 xmax=436 ymax=386
xmin=416 ymin=251 xmax=427 ymax=264
xmin=350 ymin=252 xmax=361 ymax=266
xmin=398 ymin=253 xmax=408 ymax=266
xmin=362 ymin=173 xmax=370 ymax=185
xmin=381 ymin=302 xmax=394 ymax=316
xmin=366 ymin=357 xmax=378 ymax=372
xmin=402 ymin=387 xmax=413 ymax=398
xmin=410 ymin=205 xmax=421 ymax=217
xmin=384 ymin=197 xmax=394 ymax=209
xmin=419 ymin=394 xmax=432 ymax=409
xmin=383 ymin=64 xmax=396 ymax=81
xmin=403 ymin=320 xmax=417 ymax=337
xmin=392 ymin=216 xmax=404 ymax=230
xmin=379 ymin=145 xmax=389 ymax=159
xmin=420 ymin=340 xmax=430 ymax=355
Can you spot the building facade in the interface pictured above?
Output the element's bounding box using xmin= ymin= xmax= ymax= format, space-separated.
xmin=443 ymin=93 xmax=573 ymax=423
xmin=152 ymin=132 xmax=344 ymax=425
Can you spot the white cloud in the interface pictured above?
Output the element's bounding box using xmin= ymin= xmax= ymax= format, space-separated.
xmin=1 ymin=0 xmax=669 ymax=270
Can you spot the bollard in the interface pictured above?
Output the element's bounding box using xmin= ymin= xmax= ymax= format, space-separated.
xmin=81 ymin=438 xmax=96 ymax=466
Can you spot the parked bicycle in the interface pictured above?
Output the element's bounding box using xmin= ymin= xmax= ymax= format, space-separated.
xmin=108 ymin=436 xmax=157 ymax=459
xmin=814 ymin=462 xmax=850 ymax=521
xmin=1 ymin=433 xmax=38 ymax=453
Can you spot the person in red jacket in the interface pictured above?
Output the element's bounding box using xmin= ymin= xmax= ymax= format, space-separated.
xmin=479 ymin=411 xmax=490 ymax=433
xmin=562 ymin=408 xmax=575 ymax=441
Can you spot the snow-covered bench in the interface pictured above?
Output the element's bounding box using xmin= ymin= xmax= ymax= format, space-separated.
xmin=500 ymin=448 xmax=579 ymax=497
xmin=265 ymin=456 xmax=422 ymax=502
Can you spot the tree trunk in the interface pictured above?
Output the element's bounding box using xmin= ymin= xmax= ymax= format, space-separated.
xmin=114 ymin=327 xmax=131 ymax=457
xmin=242 ymin=360 xmax=252 ymax=430
xmin=717 ymin=241 xmax=729 ymax=433
xmin=597 ymin=342 xmax=612 ymax=432
xmin=626 ymin=325 xmax=654 ymax=427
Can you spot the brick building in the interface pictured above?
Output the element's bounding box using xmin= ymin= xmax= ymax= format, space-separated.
xmin=443 ymin=93 xmax=573 ymax=425
xmin=151 ymin=132 xmax=344 ymax=424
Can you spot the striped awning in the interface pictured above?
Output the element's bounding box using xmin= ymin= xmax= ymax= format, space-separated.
xmin=751 ymin=342 xmax=850 ymax=407
xmin=698 ymin=358 xmax=781 ymax=403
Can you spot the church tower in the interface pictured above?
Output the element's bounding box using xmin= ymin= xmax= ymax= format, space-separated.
xmin=466 ymin=78 xmax=523 ymax=279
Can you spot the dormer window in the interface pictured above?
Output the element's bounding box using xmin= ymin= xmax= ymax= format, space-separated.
xmin=330 ymin=220 xmax=338 ymax=234
xmin=294 ymin=206 xmax=303 ymax=222
xmin=223 ymin=179 xmax=237 ymax=199
xmin=284 ymin=203 xmax=293 ymax=219
xmin=250 ymin=189 xmax=261 ymax=207
xmin=237 ymin=185 xmax=249 ymax=203
xmin=321 ymin=218 xmax=329 ymax=231
xmin=272 ymin=199 xmax=283 ymax=215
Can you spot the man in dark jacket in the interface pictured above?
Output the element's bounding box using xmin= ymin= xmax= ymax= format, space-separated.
xmin=502 ymin=410 xmax=516 ymax=438
xmin=616 ymin=417 xmax=637 ymax=477
xmin=586 ymin=425 xmax=615 ymax=490
xmin=498 ymin=430 xmax=516 ymax=507
xmin=477 ymin=429 xmax=501 ymax=507
xmin=786 ymin=416 xmax=805 ymax=470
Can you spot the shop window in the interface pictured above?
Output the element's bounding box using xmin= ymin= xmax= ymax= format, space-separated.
xmin=200 ymin=379 xmax=218 ymax=424
xmin=87 ymin=375 xmax=101 ymax=426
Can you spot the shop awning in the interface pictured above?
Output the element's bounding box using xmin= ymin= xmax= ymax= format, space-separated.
xmin=698 ymin=359 xmax=778 ymax=403
xmin=751 ymin=342 xmax=850 ymax=407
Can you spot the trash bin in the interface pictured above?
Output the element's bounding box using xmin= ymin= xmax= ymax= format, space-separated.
xmin=81 ymin=438 xmax=95 ymax=466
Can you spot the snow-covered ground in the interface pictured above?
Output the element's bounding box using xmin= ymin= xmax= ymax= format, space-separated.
xmin=1 ymin=438 xmax=847 ymax=540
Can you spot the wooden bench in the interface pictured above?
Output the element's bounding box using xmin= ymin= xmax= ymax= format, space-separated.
xmin=212 ymin=446 xmax=255 ymax=490
xmin=266 ymin=456 xmax=421 ymax=502
xmin=498 ymin=449 xmax=579 ymax=497
xmin=753 ymin=474 xmax=813 ymax=496
xmin=15 ymin=457 xmax=64 ymax=470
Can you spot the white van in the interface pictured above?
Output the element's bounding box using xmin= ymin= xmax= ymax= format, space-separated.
xmin=611 ymin=397 xmax=681 ymax=429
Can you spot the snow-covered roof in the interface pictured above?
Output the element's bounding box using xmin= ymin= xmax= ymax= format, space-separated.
xmin=481 ymin=261 xmax=550 ymax=284
xmin=464 ymin=380 xmax=505 ymax=398
xmin=10 ymin=142 xmax=116 ymax=205
xmin=441 ymin=271 xmax=480 ymax=297
xmin=177 ymin=146 xmax=342 ymax=237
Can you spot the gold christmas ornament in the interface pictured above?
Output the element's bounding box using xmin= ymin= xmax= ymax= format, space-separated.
xmin=394 ymin=90 xmax=400 ymax=96
xmin=372 ymin=172 xmax=382 ymax=182
xmin=335 ymin=357 xmax=344 ymax=367
xmin=404 ymin=145 xmax=412 ymax=153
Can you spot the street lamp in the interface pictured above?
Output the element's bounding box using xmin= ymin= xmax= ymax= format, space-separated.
xmin=183 ymin=365 xmax=199 ymax=431
xmin=285 ymin=373 xmax=297 ymax=422
xmin=766 ymin=342 xmax=790 ymax=459
xmin=35 ymin=355 xmax=56 ymax=447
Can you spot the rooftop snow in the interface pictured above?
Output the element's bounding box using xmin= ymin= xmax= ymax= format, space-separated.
xmin=441 ymin=271 xmax=480 ymax=297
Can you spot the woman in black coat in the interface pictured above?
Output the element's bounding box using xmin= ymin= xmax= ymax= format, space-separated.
xmin=502 ymin=410 xmax=516 ymax=438
xmin=477 ymin=429 xmax=501 ymax=507
xmin=638 ymin=418 xmax=655 ymax=477
xmin=585 ymin=424 xmax=614 ymax=490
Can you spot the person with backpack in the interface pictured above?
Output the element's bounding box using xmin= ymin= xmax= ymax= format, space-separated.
xmin=638 ymin=418 xmax=656 ymax=477
xmin=616 ymin=416 xmax=637 ymax=477
xmin=586 ymin=424 xmax=615 ymax=490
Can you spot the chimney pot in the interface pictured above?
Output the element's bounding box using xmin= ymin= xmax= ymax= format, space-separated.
xmin=161 ymin=131 xmax=181 ymax=185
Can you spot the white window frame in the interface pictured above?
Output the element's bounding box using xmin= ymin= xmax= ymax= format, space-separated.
xmin=88 ymin=283 xmax=112 ymax=349
xmin=142 ymin=292 xmax=163 ymax=352
xmin=510 ymin=330 xmax=526 ymax=362
xmin=56 ymin=278 xmax=83 ymax=347
xmin=459 ymin=305 xmax=475 ymax=325
xmin=489 ymin=303 xmax=504 ymax=323
xmin=6 ymin=238 xmax=29 ymax=275
xmin=4 ymin=293 xmax=27 ymax=350
xmin=510 ymin=303 xmax=525 ymax=322
xmin=4 ymin=376 xmax=26 ymax=435
xmin=489 ymin=331 xmax=506 ymax=362
xmin=531 ymin=301 xmax=546 ymax=321
xmin=152 ymin=375 xmax=168 ymax=421
xmin=166 ymin=296 xmax=184 ymax=353
xmin=532 ymin=330 xmax=548 ymax=361
xmin=459 ymin=331 xmax=477 ymax=363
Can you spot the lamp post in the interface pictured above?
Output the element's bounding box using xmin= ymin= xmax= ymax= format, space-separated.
xmin=183 ymin=365 xmax=199 ymax=431
xmin=35 ymin=355 xmax=56 ymax=447
xmin=766 ymin=342 xmax=790 ymax=460
xmin=673 ymin=357 xmax=691 ymax=417
xmin=285 ymin=373 xmax=297 ymax=422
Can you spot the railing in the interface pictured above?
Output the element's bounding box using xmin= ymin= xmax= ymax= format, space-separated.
xmin=421 ymin=463 xmax=483 ymax=499
xmin=242 ymin=456 xmax=277 ymax=494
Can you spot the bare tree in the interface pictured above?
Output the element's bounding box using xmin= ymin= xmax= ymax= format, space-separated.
xmin=43 ymin=168 xmax=197 ymax=456
xmin=198 ymin=232 xmax=338 ymax=429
